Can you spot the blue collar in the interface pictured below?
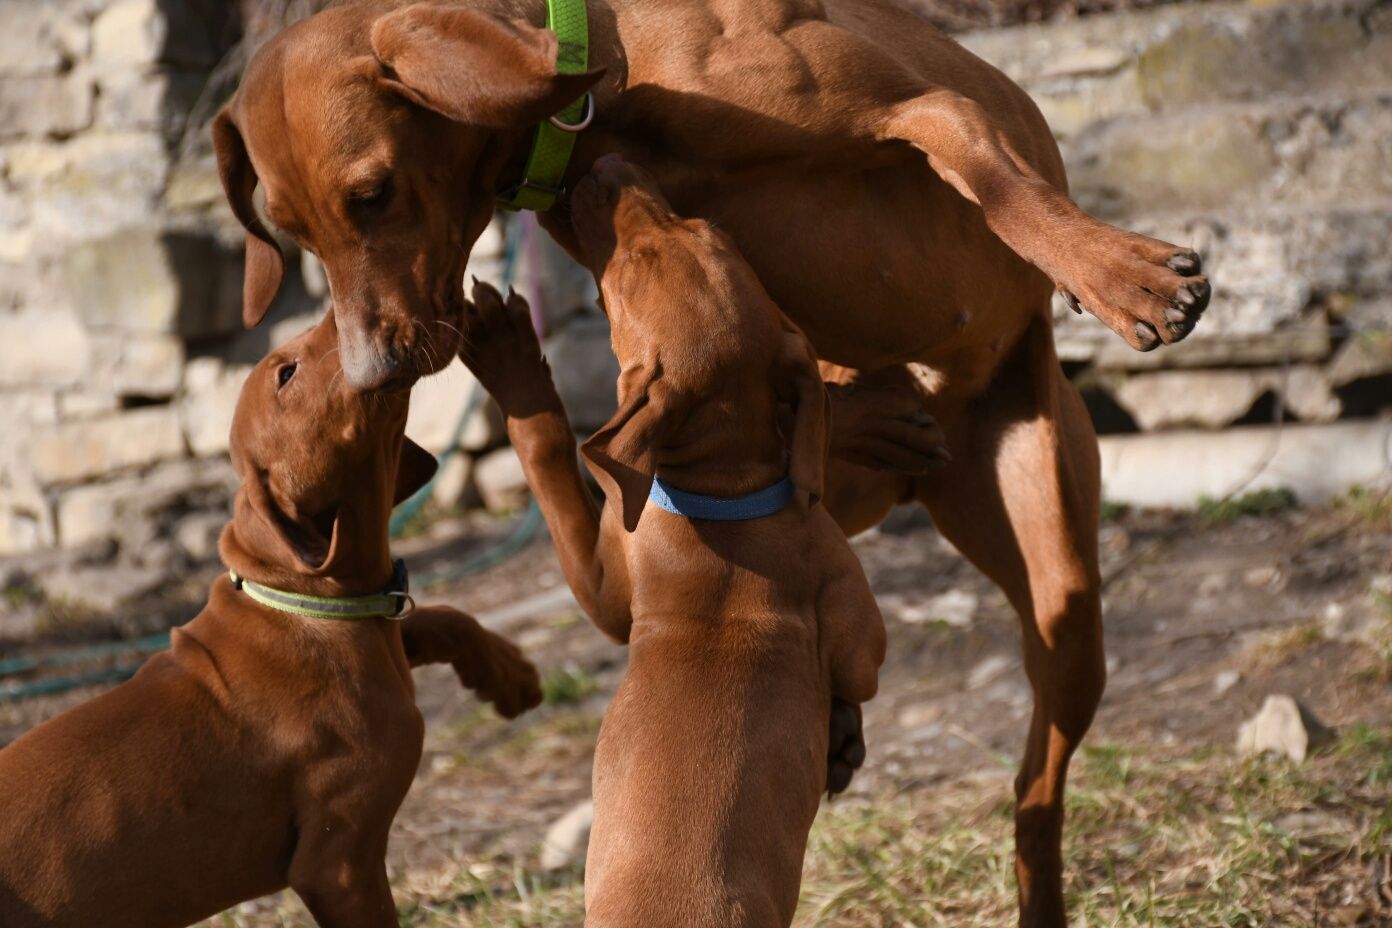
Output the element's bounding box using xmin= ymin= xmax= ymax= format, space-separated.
xmin=648 ymin=476 xmax=795 ymax=521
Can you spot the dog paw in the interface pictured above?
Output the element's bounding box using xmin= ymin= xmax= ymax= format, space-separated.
xmin=1059 ymin=231 xmax=1210 ymax=352
xmin=825 ymin=370 xmax=950 ymax=475
xmin=460 ymin=279 xmax=559 ymax=416
xmin=456 ymin=638 xmax=543 ymax=720
xmin=826 ymin=698 xmax=866 ymax=796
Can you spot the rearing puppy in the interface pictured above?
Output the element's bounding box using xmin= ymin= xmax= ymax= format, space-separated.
xmin=0 ymin=313 xmax=541 ymax=928
xmin=460 ymin=156 xmax=885 ymax=928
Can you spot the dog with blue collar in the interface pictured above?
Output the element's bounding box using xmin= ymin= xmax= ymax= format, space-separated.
xmin=459 ymin=156 xmax=886 ymax=928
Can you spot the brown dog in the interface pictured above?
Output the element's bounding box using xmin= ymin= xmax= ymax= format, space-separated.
xmin=459 ymin=158 xmax=886 ymax=928
xmin=0 ymin=313 xmax=541 ymax=928
xmin=216 ymin=1 xmax=1210 ymax=921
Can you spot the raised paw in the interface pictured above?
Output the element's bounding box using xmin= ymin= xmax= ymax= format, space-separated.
xmin=1060 ymin=232 xmax=1211 ymax=352
xmin=455 ymin=631 xmax=543 ymax=720
xmin=826 ymin=697 xmax=867 ymax=796
xmin=459 ymin=278 xmax=557 ymax=416
xmin=824 ymin=365 xmax=950 ymax=475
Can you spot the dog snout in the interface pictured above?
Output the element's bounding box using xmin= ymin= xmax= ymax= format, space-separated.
xmin=338 ymin=323 xmax=410 ymax=392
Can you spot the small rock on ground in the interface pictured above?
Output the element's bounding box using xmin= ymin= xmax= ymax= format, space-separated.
xmin=1235 ymin=694 xmax=1332 ymax=763
xmin=540 ymin=798 xmax=594 ymax=872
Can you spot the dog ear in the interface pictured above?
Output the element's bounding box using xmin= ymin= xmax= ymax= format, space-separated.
xmin=369 ymin=4 xmax=605 ymax=129
xmin=775 ymin=321 xmax=830 ymax=507
xmin=212 ymin=108 xmax=285 ymax=329
xmin=580 ymin=361 xmax=673 ymax=532
xmin=393 ymin=437 xmax=439 ymax=506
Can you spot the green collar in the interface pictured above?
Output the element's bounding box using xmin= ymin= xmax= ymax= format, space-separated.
xmin=496 ymin=0 xmax=592 ymax=212
xmin=229 ymin=559 xmax=413 ymax=621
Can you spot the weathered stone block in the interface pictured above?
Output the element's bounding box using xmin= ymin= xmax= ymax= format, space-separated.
xmin=544 ymin=315 xmax=620 ymax=433
xmin=91 ymin=0 xmax=226 ymax=70
xmin=30 ymin=406 xmax=186 ymax=485
xmin=53 ymin=457 xmax=234 ymax=549
xmin=94 ymin=71 xmax=205 ymax=135
xmin=406 ymin=359 xmax=505 ymax=454
xmin=61 ymin=229 xmax=243 ymax=336
xmin=474 ymin=446 xmax=530 ymax=513
xmin=178 ymin=356 xmax=251 ymax=457
xmin=0 ymin=74 xmax=92 ymax=140
xmin=8 ymin=133 xmax=168 ymax=240
xmin=1112 ymin=366 xmax=1340 ymax=431
xmin=0 ymin=1 xmax=71 ymax=77
xmin=0 ymin=309 xmax=92 ymax=388
xmin=89 ymin=331 xmax=185 ymax=399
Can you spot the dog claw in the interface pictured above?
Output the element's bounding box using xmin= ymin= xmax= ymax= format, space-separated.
xmin=1166 ymin=252 xmax=1201 ymax=275
xmin=1062 ymin=290 xmax=1083 ymax=315
xmin=1165 ymin=305 xmax=1188 ymax=323
xmin=1134 ymin=320 xmax=1161 ymax=351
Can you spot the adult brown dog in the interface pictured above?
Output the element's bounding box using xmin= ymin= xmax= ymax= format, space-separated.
xmin=458 ymin=158 xmax=886 ymax=927
xmin=0 ymin=313 xmax=541 ymax=928
xmin=216 ymin=1 xmax=1213 ymax=921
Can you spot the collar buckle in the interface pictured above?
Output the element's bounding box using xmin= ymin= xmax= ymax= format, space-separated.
xmin=548 ymin=92 xmax=595 ymax=132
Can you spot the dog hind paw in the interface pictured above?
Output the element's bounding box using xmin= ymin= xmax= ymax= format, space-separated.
xmin=1061 ymin=235 xmax=1210 ymax=352
xmin=826 ymin=698 xmax=867 ymax=796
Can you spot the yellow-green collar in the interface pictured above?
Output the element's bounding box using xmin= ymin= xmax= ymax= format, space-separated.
xmin=230 ymin=559 xmax=413 ymax=621
xmin=497 ymin=0 xmax=592 ymax=212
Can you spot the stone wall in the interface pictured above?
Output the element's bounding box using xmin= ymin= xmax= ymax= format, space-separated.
xmin=1 ymin=0 xmax=1389 ymax=613
xmin=959 ymin=0 xmax=1392 ymax=430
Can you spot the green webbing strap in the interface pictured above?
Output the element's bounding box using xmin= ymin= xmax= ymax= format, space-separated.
xmin=229 ymin=559 xmax=412 ymax=621
xmin=497 ymin=0 xmax=590 ymax=212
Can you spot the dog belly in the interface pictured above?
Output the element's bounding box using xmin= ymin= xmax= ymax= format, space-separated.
xmin=658 ymin=159 xmax=1050 ymax=382
xmin=585 ymin=626 xmax=827 ymax=927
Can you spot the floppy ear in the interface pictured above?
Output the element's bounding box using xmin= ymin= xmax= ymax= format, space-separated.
xmin=775 ymin=322 xmax=830 ymax=507
xmin=212 ymin=108 xmax=285 ymax=329
xmin=369 ymin=4 xmax=605 ymax=128
xmin=580 ymin=362 xmax=672 ymax=532
xmin=393 ymin=437 xmax=439 ymax=506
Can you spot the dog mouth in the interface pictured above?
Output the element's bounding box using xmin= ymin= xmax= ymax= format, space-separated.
xmin=273 ymin=502 xmax=338 ymax=570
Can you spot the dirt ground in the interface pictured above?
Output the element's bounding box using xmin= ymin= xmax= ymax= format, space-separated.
xmin=2 ymin=496 xmax=1390 ymax=926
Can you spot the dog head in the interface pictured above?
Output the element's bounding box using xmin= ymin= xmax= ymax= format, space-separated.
xmin=219 ymin=311 xmax=437 ymax=593
xmin=213 ymin=2 xmax=603 ymax=391
xmin=571 ymin=155 xmax=829 ymax=532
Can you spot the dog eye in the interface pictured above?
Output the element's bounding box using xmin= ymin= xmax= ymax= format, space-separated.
xmin=276 ymin=363 xmax=298 ymax=390
xmin=347 ymin=178 xmax=393 ymax=211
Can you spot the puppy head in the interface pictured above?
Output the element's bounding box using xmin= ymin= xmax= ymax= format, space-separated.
xmin=220 ymin=311 xmax=436 ymax=589
xmin=572 ymin=157 xmax=829 ymax=531
xmin=213 ymin=2 xmax=603 ymax=391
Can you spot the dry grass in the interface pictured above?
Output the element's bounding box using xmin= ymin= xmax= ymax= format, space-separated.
xmin=210 ymin=726 xmax=1391 ymax=927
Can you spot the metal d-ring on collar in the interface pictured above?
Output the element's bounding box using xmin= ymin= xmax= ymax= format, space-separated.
xmin=229 ymin=558 xmax=415 ymax=621
xmin=548 ymin=92 xmax=595 ymax=132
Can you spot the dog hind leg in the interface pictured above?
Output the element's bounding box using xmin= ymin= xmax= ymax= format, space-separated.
xmin=877 ymin=90 xmax=1209 ymax=352
xmin=913 ymin=313 xmax=1105 ymax=927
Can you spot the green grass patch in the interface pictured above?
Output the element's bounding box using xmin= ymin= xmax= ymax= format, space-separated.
xmin=1197 ymin=487 xmax=1299 ymax=525
xmin=541 ymin=667 xmax=599 ymax=706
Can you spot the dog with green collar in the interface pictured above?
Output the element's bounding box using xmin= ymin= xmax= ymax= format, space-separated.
xmin=0 ymin=312 xmax=542 ymax=928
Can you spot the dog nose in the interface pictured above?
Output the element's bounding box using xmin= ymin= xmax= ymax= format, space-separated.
xmin=339 ymin=334 xmax=409 ymax=392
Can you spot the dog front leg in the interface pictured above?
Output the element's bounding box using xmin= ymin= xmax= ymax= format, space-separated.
xmin=459 ymin=281 xmax=635 ymax=644
xmin=817 ymin=565 xmax=887 ymax=795
xmin=401 ymin=606 xmax=543 ymax=718
xmin=288 ymin=824 xmax=397 ymax=928
xmin=878 ymin=90 xmax=1210 ymax=351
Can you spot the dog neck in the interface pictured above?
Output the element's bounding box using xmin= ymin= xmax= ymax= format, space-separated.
xmin=219 ymin=451 xmax=401 ymax=604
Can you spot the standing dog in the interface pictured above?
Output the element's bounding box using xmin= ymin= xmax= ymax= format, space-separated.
xmin=0 ymin=314 xmax=541 ymax=928
xmin=460 ymin=158 xmax=886 ymax=927
xmin=216 ymin=1 xmax=1213 ymax=920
